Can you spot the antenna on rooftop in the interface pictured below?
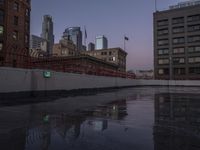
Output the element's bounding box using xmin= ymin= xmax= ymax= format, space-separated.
xmin=155 ymin=0 xmax=157 ymax=11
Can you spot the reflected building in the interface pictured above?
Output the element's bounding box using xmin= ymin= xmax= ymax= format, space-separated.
xmin=154 ymin=93 xmax=200 ymax=150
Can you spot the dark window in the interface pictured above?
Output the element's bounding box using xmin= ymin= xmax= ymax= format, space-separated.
xmin=189 ymin=67 xmax=200 ymax=74
xmin=188 ymin=14 xmax=200 ymax=22
xmin=157 ymin=19 xmax=168 ymax=26
xmin=0 ymin=10 xmax=4 ymax=23
xmin=25 ymin=21 xmax=29 ymax=30
xmin=173 ymin=47 xmax=185 ymax=54
xmin=0 ymin=0 xmax=4 ymax=5
xmin=188 ymin=24 xmax=200 ymax=32
xmin=188 ymin=35 xmax=200 ymax=43
xmin=0 ymin=42 xmax=2 ymax=51
xmin=13 ymin=16 xmax=18 ymax=26
xmin=157 ymin=28 xmax=168 ymax=36
xmin=158 ymin=68 xmax=169 ymax=75
xmin=188 ymin=46 xmax=200 ymax=53
xmin=174 ymin=68 xmax=185 ymax=75
xmin=173 ymin=58 xmax=185 ymax=64
xmin=0 ymin=25 xmax=3 ymax=35
xmin=158 ymin=39 xmax=168 ymax=46
xmin=172 ymin=26 xmax=184 ymax=33
xmin=25 ymin=34 xmax=29 ymax=44
xmin=173 ymin=37 xmax=185 ymax=44
xmin=172 ymin=17 xmax=184 ymax=24
xmin=158 ymin=49 xmax=169 ymax=55
xmin=13 ymin=2 xmax=19 ymax=11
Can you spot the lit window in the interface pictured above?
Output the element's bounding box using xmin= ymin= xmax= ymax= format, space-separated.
xmin=158 ymin=59 xmax=169 ymax=65
xmin=173 ymin=47 xmax=185 ymax=54
xmin=173 ymin=37 xmax=185 ymax=44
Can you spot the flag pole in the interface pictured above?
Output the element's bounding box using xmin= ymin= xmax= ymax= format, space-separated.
xmin=124 ymin=35 xmax=126 ymax=51
xmin=155 ymin=0 xmax=157 ymax=11
xmin=84 ymin=26 xmax=86 ymax=46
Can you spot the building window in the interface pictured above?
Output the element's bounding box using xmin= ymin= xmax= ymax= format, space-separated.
xmin=174 ymin=68 xmax=185 ymax=75
xmin=173 ymin=58 xmax=185 ymax=64
xmin=172 ymin=26 xmax=184 ymax=33
xmin=0 ymin=10 xmax=4 ymax=23
xmin=157 ymin=19 xmax=168 ymax=26
xmin=0 ymin=43 xmax=2 ymax=51
xmin=188 ymin=57 xmax=200 ymax=63
xmin=189 ymin=67 xmax=200 ymax=74
xmin=172 ymin=17 xmax=184 ymax=24
xmin=158 ymin=39 xmax=168 ymax=46
xmin=25 ymin=34 xmax=29 ymax=44
xmin=187 ymin=14 xmax=200 ymax=22
xmin=173 ymin=47 xmax=185 ymax=54
xmin=158 ymin=49 xmax=169 ymax=55
xmin=25 ymin=21 xmax=29 ymax=31
xmin=188 ymin=35 xmax=200 ymax=43
xmin=13 ymin=16 xmax=18 ymax=26
xmin=0 ymin=0 xmax=4 ymax=5
xmin=157 ymin=28 xmax=168 ymax=36
xmin=173 ymin=37 xmax=185 ymax=44
xmin=158 ymin=68 xmax=169 ymax=75
xmin=0 ymin=25 xmax=3 ymax=35
xmin=25 ymin=9 xmax=30 ymax=17
xmin=188 ymin=24 xmax=200 ymax=32
xmin=188 ymin=46 xmax=200 ymax=53
xmin=158 ymin=59 xmax=169 ymax=65
xmin=13 ymin=31 xmax=18 ymax=40
xmin=14 ymin=2 xmax=19 ymax=11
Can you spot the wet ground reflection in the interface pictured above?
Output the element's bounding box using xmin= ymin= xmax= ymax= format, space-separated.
xmin=0 ymin=87 xmax=200 ymax=150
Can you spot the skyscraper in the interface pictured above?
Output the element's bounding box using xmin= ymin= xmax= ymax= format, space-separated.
xmin=95 ymin=35 xmax=108 ymax=50
xmin=88 ymin=42 xmax=95 ymax=51
xmin=154 ymin=0 xmax=200 ymax=80
xmin=63 ymin=27 xmax=82 ymax=51
xmin=0 ymin=0 xmax=31 ymax=67
xmin=41 ymin=15 xmax=54 ymax=55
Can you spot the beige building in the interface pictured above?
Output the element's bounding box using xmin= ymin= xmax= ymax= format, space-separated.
xmin=81 ymin=48 xmax=127 ymax=71
xmin=53 ymin=39 xmax=76 ymax=57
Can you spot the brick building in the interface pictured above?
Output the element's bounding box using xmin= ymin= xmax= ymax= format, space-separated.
xmin=0 ymin=0 xmax=31 ymax=67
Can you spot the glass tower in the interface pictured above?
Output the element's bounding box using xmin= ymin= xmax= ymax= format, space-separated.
xmin=95 ymin=35 xmax=108 ymax=50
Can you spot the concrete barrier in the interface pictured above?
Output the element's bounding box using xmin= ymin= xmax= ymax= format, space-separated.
xmin=1 ymin=67 xmax=200 ymax=95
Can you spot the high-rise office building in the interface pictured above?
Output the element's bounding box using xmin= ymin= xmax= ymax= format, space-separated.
xmin=95 ymin=35 xmax=108 ymax=50
xmin=154 ymin=0 xmax=200 ymax=80
xmin=41 ymin=15 xmax=54 ymax=55
xmin=30 ymin=35 xmax=46 ymax=49
xmin=88 ymin=42 xmax=95 ymax=51
xmin=0 ymin=0 xmax=31 ymax=67
xmin=63 ymin=27 xmax=82 ymax=51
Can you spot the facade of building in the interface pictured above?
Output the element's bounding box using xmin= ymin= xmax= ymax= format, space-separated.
xmin=88 ymin=42 xmax=95 ymax=51
xmin=0 ymin=0 xmax=31 ymax=67
xmin=154 ymin=0 xmax=200 ymax=80
xmin=41 ymin=15 xmax=54 ymax=55
xmin=82 ymin=47 xmax=127 ymax=71
xmin=95 ymin=35 xmax=108 ymax=50
xmin=63 ymin=27 xmax=82 ymax=51
xmin=53 ymin=38 xmax=76 ymax=57
xmin=30 ymin=35 xmax=46 ymax=49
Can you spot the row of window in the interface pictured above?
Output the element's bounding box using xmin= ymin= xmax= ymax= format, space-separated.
xmin=158 ymin=57 xmax=200 ymax=65
xmin=101 ymin=51 xmax=114 ymax=56
xmin=157 ymin=14 xmax=200 ymax=27
xmin=158 ymin=67 xmax=200 ymax=75
xmin=158 ymin=35 xmax=200 ymax=46
xmin=157 ymin=24 xmax=200 ymax=36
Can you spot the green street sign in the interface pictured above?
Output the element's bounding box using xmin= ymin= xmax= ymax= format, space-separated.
xmin=43 ymin=71 xmax=51 ymax=78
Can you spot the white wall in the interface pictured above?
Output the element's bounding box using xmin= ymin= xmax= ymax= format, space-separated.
xmin=1 ymin=67 xmax=200 ymax=93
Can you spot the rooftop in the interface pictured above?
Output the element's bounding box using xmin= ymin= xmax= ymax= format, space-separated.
xmin=169 ymin=0 xmax=200 ymax=10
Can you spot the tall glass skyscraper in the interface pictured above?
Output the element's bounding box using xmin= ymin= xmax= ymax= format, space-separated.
xmin=95 ymin=35 xmax=108 ymax=50
xmin=63 ymin=27 xmax=82 ymax=51
xmin=41 ymin=15 xmax=54 ymax=55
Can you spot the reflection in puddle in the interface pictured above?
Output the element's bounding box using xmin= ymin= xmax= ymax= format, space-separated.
xmin=0 ymin=87 xmax=200 ymax=150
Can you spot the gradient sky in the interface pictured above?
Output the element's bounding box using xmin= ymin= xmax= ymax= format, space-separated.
xmin=31 ymin=0 xmax=186 ymax=70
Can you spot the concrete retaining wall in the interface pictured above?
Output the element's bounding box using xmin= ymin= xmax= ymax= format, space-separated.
xmin=1 ymin=67 xmax=200 ymax=94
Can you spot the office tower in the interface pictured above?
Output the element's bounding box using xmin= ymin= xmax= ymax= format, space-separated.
xmin=63 ymin=27 xmax=82 ymax=51
xmin=154 ymin=0 xmax=200 ymax=80
xmin=88 ymin=42 xmax=95 ymax=51
xmin=30 ymin=35 xmax=46 ymax=49
xmin=82 ymin=45 xmax=86 ymax=51
xmin=95 ymin=35 xmax=108 ymax=50
xmin=0 ymin=0 xmax=31 ymax=67
xmin=41 ymin=15 xmax=54 ymax=55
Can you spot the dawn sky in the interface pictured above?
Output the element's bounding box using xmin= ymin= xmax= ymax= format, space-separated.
xmin=31 ymin=0 xmax=186 ymax=70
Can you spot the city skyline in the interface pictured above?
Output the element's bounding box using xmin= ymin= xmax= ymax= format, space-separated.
xmin=31 ymin=0 xmax=186 ymax=70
